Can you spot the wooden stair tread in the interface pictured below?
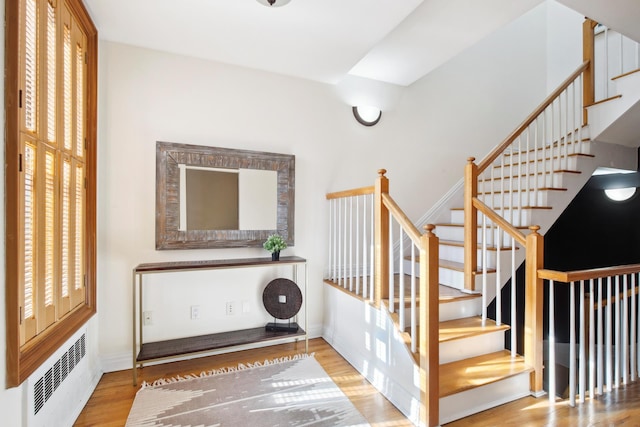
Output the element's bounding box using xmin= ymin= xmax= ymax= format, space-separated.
xmin=439 ymin=316 xmax=509 ymax=343
xmin=612 ymin=68 xmax=640 ymax=80
xmin=439 ymin=350 xmax=531 ymax=398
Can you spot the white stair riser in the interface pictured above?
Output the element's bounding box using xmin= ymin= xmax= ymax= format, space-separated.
xmin=477 ymin=189 xmax=549 ymax=208
xmin=437 ymin=225 xmax=523 ymax=248
xmin=495 ymin=141 xmax=592 ymax=167
xmin=440 ymin=331 xmax=506 ymax=364
xmin=478 ymin=172 xmax=568 ymax=193
xmin=439 ymin=372 xmax=531 ymax=425
xmin=449 ymin=208 xmax=537 ymax=228
xmin=439 ymin=298 xmax=482 ymax=322
xmin=440 ymin=244 xmax=497 ymax=268
xmin=488 ymin=154 xmax=579 ymax=173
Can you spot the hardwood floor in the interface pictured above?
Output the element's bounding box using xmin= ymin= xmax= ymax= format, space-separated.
xmin=73 ymin=338 xmax=413 ymax=426
xmin=445 ymin=381 xmax=640 ymax=426
xmin=75 ymin=337 xmax=640 ymax=426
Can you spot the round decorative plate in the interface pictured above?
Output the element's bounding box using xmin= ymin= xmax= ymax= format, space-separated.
xmin=262 ymin=278 xmax=302 ymax=319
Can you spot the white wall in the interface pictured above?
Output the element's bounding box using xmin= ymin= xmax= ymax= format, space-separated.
xmin=366 ymin=3 xmax=549 ymax=223
xmin=547 ymin=1 xmax=584 ymax=91
xmin=97 ymin=2 xmax=551 ymax=371
xmin=97 ymin=41 xmax=395 ymax=368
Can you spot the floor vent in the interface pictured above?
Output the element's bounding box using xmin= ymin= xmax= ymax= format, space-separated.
xmin=33 ymin=333 xmax=86 ymax=415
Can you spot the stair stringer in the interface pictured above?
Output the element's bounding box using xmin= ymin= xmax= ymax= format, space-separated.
xmin=588 ymin=69 xmax=640 ymax=148
xmin=322 ymin=283 xmax=422 ymax=426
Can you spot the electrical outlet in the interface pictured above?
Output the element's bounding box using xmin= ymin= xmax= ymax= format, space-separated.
xmin=226 ymin=301 xmax=237 ymax=316
xmin=190 ymin=305 xmax=200 ymax=320
xmin=143 ymin=311 xmax=153 ymax=326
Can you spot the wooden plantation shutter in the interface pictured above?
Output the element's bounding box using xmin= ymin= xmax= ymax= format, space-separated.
xmin=6 ymin=0 xmax=97 ymax=386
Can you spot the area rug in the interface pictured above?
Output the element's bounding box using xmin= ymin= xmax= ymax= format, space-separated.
xmin=125 ymin=354 xmax=370 ymax=426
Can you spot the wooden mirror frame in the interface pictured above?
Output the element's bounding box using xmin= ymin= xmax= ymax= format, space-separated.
xmin=156 ymin=141 xmax=295 ymax=249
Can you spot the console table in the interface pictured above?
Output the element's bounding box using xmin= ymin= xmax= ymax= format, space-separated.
xmin=132 ymin=256 xmax=307 ymax=385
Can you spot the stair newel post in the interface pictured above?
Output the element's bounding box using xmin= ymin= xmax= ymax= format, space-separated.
xmin=464 ymin=157 xmax=478 ymax=292
xmin=582 ymin=18 xmax=597 ymax=125
xmin=524 ymin=225 xmax=544 ymax=395
xmin=419 ymin=224 xmax=440 ymax=427
xmin=374 ymin=169 xmax=390 ymax=308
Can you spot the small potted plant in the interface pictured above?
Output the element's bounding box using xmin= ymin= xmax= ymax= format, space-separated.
xmin=263 ymin=234 xmax=287 ymax=261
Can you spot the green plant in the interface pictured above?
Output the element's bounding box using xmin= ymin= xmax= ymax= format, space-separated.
xmin=263 ymin=234 xmax=287 ymax=253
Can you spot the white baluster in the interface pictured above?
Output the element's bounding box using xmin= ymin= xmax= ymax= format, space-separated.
xmin=349 ymin=197 xmax=354 ymax=292
xmin=589 ymin=278 xmax=595 ymax=399
xmin=362 ymin=195 xmax=368 ymax=300
xmin=604 ymin=27 xmax=610 ymax=99
xmin=549 ymin=279 xmax=556 ymax=403
xmin=623 ymin=274 xmax=629 ymax=385
xmin=481 ymin=213 xmax=487 ymax=326
xmin=399 ymin=225 xmax=405 ymax=329
xmin=410 ymin=244 xmax=416 ymax=353
xmin=526 ymin=126 xmax=531 ymax=205
xmin=495 ymin=227 xmax=501 ymax=326
xmin=388 ymin=215 xmax=393 ymax=310
xmin=597 ymin=277 xmax=604 ymax=395
xmin=570 ymin=280 xmax=576 ymax=407
xmin=343 ymin=198 xmax=348 ymax=287
xmin=632 ymin=273 xmax=637 ymax=381
xmin=370 ymin=194 xmax=375 ymax=302
xmin=356 ymin=196 xmax=360 ymax=296
xmin=578 ymin=74 xmax=583 ymax=154
xmin=533 ymin=118 xmax=539 ymax=205
xmin=369 ymin=194 xmax=376 ymax=302
xmin=579 ymin=280 xmax=586 ymax=403
xmin=511 ymin=238 xmax=516 ymax=358
xmin=330 ymin=199 xmax=335 ymax=281
xmin=615 ymin=275 xmax=621 ymax=388
xmin=606 ymin=276 xmax=613 ymax=392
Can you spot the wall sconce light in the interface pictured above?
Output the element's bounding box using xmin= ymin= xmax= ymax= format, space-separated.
xmin=604 ymin=187 xmax=637 ymax=201
xmin=352 ymin=105 xmax=382 ymax=127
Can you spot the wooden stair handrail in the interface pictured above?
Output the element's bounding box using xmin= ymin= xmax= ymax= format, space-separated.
xmin=538 ymin=263 xmax=640 ymax=282
xmin=477 ymin=60 xmax=590 ymax=174
xmin=472 ymin=197 xmax=527 ymax=246
xmin=382 ymin=193 xmax=422 ymax=246
xmin=326 ymin=185 xmax=375 ymax=200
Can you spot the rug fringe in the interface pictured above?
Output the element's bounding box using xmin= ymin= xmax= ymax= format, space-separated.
xmin=140 ymin=352 xmax=315 ymax=389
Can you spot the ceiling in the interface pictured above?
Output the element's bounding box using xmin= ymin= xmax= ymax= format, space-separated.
xmin=83 ymin=0 xmax=543 ymax=87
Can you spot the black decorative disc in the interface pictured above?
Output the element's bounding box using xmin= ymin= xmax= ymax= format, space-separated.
xmin=262 ymin=278 xmax=302 ymax=320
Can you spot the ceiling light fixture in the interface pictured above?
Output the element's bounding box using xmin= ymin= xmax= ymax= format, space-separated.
xmin=604 ymin=187 xmax=637 ymax=202
xmin=256 ymin=0 xmax=292 ymax=7
xmin=352 ymin=105 xmax=382 ymax=127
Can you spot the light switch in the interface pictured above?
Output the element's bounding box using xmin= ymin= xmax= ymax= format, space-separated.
xmin=278 ymin=295 xmax=287 ymax=304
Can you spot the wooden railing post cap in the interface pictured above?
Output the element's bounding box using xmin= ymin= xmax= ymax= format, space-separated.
xmin=423 ymin=224 xmax=436 ymax=235
xmin=377 ymin=169 xmax=387 ymax=177
xmin=467 ymin=157 xmax=476 ymax=164
xmin=528 ymin=225 xmax=541 ymax=234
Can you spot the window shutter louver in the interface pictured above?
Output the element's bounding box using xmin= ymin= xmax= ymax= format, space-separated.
xmin=8 ymin=0 xmax=96 ymax=385
xmin=24 ymin=0 xmax=38 ymax=133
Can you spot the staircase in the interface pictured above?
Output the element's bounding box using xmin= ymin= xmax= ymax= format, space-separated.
xmin=324 ymin=21 xmax=640 ymax=427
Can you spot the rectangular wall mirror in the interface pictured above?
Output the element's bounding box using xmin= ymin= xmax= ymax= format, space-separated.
xmin=156 ymin=141 xmax=295 ymax=249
